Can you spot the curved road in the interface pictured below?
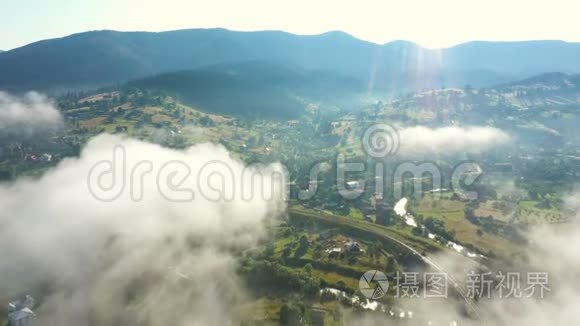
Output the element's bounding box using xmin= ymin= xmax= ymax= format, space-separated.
xmin=288 ymin=206 xmax=481 ymax=318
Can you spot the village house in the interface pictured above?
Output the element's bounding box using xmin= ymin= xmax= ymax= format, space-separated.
xmin=327 ymin=247 xmax=342 ymax=258
xmin=6 ymin=295 xmax=35 ymax=326
xmin=345 ymin=180 xmax=360 ymax=190
xmin=7 ymin=308 xmax=35 ymax=326
xmin=345 ymin=241 xmax=364 ymax=254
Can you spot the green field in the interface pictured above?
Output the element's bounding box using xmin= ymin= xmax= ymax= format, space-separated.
xmin=413 ymin=195 xmax=522 ymax=257
xmin=516 ymin=200 xmax=566 ymax=224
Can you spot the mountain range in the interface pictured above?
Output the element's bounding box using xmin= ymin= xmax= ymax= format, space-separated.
xmin=1 ymin=28 xmax=580 ymax=93
xmin=128 ymin=61 xmax=363 ymax=118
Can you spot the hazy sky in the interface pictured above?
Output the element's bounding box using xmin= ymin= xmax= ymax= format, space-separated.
xmin=2 ymin=0 xmax=579 ymax=50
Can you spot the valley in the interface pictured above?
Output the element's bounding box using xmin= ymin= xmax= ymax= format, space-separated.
xmin=1 ymin=18 xmax=580 ymax=325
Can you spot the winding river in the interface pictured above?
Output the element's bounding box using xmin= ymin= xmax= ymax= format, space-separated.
xmin=393 ymin=198 xmax=481 ymax=258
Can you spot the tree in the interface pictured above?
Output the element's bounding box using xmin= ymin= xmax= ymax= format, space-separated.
xmin=465 ymin=208 xmax=475 ymax=221
xmin=385 ymin=256 xmax=396 ymax=273
xmin=280 ymin=304 xmax=303 ymax=326
xmin=199 ymin=116 xmax=215 ymax=127
xmin=299 ymin=235 xmax=309 ymax=247
xmin=411 ymin=227 xmax=422 ymax=236
xmin=263 ymin=245 xmax=275 ymax=258
xmin=375 ymin=240 xmax=383 ymax=253
xmin=304 ymin=263 xmax=313 ymax=275
xmin=320 ymin=289 xmax=338 ymax=302
xmin=368 ymin=243 xmax=376 ymax=258
xmin=294 ymin=235 xmax=310 ymax=258
xmin=282 ymin=246 xmax=292 ymax=259
xmin=313 ymin=244 xmax=323 ymax=260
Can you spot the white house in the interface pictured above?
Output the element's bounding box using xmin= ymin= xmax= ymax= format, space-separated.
xmin=345 ymin=180 xmax=360 ymax=190
xmin=7 ymin=308 xmax=35 ymax=326
xmin=6 ymin=295 xmax=35 ymax=326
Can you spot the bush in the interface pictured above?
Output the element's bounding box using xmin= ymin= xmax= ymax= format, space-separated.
xmin=280 ymin=303 xmax=303 ymax=326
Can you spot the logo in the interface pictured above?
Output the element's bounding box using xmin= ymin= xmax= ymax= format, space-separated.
xmin=359 ymin=270 xmax=389 ymax=299
xmin=362 ymin=123 xmax=400 ymax=158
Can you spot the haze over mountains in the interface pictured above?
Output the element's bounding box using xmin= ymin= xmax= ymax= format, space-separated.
xmin=1 ymin=28 xmax=580 ymax=94
xmin=128 ymin=61 xmax=364 ymax=118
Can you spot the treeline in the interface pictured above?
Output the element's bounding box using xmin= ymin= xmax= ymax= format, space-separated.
xmin=239 ymin=258 xmax=319 ymax=298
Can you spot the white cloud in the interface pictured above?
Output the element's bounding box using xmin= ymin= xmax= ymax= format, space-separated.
xmin=351 ymin=188 xmax=580 ymax=325
xmin=0 ymin=134 xmax=286 ymax=325
xmin=0 ymin=91 xmax=63 ymax=138
xmin=398 ymin=126 xmax=511 ymax=155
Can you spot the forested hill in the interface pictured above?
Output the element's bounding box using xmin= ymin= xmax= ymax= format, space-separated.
xmin=1 ymin=28 xmax=580 ymax=92
xmin=127 ymin=61 xmax=364 ymax=118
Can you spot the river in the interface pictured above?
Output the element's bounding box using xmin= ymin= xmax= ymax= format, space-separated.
xmin=393 ymin=197 xmax=481 ymax=258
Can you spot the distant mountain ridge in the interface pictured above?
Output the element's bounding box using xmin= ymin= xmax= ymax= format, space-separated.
xmin=127 ymin=61 xmax=364 ymax=118
xmin=502 ymin=72 xmax=580 ymax=89
xmin=1 ymin=28 xmax=580 ymax=93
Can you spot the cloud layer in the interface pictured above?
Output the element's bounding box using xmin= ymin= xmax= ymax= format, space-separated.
xmin=0 ymin=91 xmax=63 ymax=138
xmin=474 ymin=192 xmax=580 ymax=326
xmin=352 ymin=188 xmax=580 ymax=325
xmin=0 ymin=134 xmax=286 ymax=325
xmin=398 ymin=126 xmax=510 ymax=155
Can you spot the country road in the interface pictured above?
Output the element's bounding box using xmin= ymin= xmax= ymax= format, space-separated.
xmin=373 ymin=223 xmax=481 ymax=318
